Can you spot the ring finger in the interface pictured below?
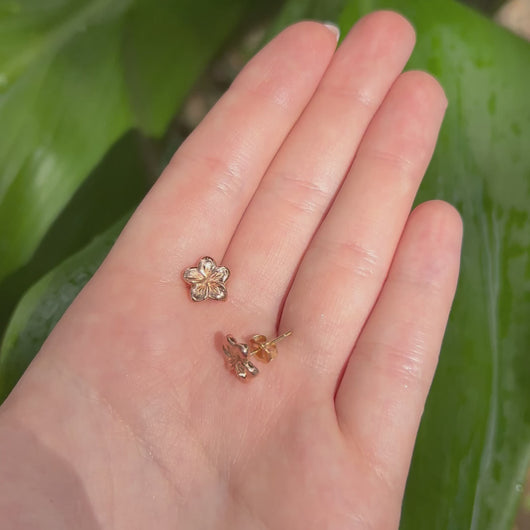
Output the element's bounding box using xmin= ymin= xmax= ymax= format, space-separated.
xmin=281 ymin=69 xmax=448 ymax=389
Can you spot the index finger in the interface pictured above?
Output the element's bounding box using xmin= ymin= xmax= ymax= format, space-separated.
xmin=107 ymin=22 xmax=339 ymax=282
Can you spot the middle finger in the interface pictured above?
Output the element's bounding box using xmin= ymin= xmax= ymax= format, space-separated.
xmin=224 ymin=12 xmax=415 ymax=318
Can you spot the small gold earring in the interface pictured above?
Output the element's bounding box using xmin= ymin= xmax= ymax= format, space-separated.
xmin=222 ymin=331 xmax=292 ymax=382
xmin=183 ymin=256 xmax=230 ymax=302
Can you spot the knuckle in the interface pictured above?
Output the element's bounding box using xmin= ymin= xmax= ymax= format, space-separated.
xmin=357 ymin=337 xmax=429 ymax=389
xmin=234 ymin=77 xmax=293 ymax=111
xmin=363 ymin=146 xmax=416 ymax=176
xmin=316 ymin=238 xmax=381 ymax=280
xmin=392 ymin=266 xmax=446 ymax=297
xmin=317 ymin=81 xmax=377 ymax=111
xmin=267 ymin=170 xmax=331 ymax=217
xmin=178 ymin=149 xmax=246 ymax=200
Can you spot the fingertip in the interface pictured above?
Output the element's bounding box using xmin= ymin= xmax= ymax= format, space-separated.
xmin=406 ymin=200 xmax=463 ymax=286
xmin=398 ymin=70 xmax=448 ymax=113
xmin=275 ymin=20 xmax=341 ymax=55
xmin=323 ymin=22 xmax=341 ymax=41
xmin=350 ymin=10 xmax=416 ymax=51
xmin=232 ymin=21 xmax=338 ymax=102
xmin=412 ymin=200 xmax=463 ymax=247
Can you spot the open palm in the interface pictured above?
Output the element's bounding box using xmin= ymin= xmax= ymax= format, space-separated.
xmin=0 ymin=12 xmax=462 ymax=530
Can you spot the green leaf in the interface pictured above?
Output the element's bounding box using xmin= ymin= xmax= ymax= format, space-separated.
xmin=121 ymin=0 xmax=255 ymax=137
xmin=0 ymin=216 xmax=126 ymax=403
xmin=0 ymin=131 xmax=149 ymax=338
xmin=0 ymin=0 xmax=252 ymax=286
xmin=337 ymin=1 xmax=530 ymax=528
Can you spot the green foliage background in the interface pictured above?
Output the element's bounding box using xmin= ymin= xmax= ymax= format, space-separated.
xmin=0 ymin=0 xmax=529 ymax=528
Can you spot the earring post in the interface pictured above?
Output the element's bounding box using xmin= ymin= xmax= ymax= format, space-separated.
xmin=248 ymin=331 xmax=292 ymax=357
xmin=268 ymin=330 xmax=292 ymax=345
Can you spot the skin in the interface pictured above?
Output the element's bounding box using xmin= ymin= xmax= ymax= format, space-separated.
xmin=0 ymin=11 xmax=462 ymax=530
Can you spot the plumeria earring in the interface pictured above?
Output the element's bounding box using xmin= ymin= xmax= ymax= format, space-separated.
xmin=183 ymin=256 xmax=230 ymax=302
xmin=222 ymin=331 xmax=292 ymax=381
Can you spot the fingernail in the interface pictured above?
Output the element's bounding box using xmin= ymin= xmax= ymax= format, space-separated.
xmin=323 ymin=22 xmax=340 ymax=41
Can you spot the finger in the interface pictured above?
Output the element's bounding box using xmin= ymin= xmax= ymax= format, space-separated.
xmin=107 ymin=22 xmax=339 ymax=281
xmin=335 ymin=200 xmax=462 ymax=493
xmin=281 ymin=70 xmax=448 ymax=382
xmin=224 ymin=11 xmax=415 ymax=316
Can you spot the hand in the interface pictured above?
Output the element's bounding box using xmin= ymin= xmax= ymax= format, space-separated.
xmin=0 ymin=11 xmax=462 ymax=530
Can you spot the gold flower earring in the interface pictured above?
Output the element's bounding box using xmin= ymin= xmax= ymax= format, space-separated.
xmin=183 ymin=256 xmax=230 ymax=302
xmin=222 ymin=331 xmax=292 ymax=381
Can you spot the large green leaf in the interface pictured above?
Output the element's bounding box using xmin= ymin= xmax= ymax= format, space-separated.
xmin=0 ymin=131 xmax=149 ymax=337
xmin=0 ymin=216 xmax=126 ymax=402
xmin=336 ymin=1 xmax=530 ymax=528
xmin=0 ymin=0 xmax=252 ymax=286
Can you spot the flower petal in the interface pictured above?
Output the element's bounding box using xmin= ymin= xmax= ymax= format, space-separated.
xmin=209 ymin=266 xmax=230 ymax=283
xmin=190 ymin=282 xmax=208 ymax=302
xmin=208 ymin=282 xmax=227 ymax=300
xmin=183 ymin=267 xmax=203 ymax=284
xmin=198 ymin=256 xmax=216 ymax=277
